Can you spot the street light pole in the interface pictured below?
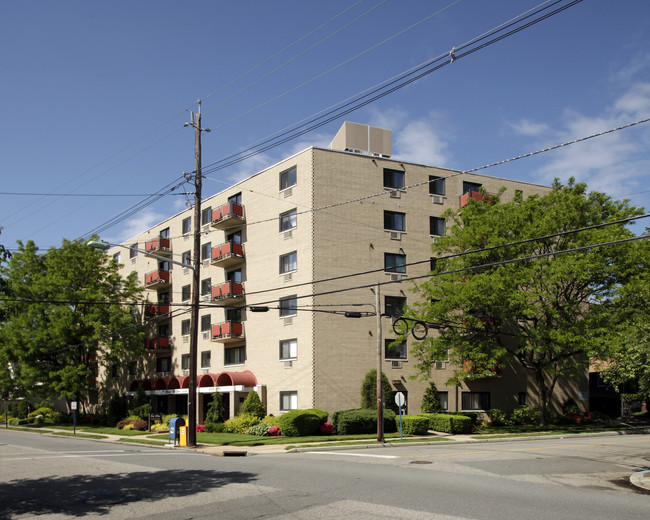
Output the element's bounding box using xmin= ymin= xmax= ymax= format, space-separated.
xmin=375 ymin=282 xmax=384 ymax=443
xmin=185 ymin=100 xmax=210 ymax=448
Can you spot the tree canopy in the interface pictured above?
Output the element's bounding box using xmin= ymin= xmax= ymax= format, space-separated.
xmin=406 ymin=179 xmax=646 ymax=423
xmin=0 ymin=239 xmax=145 ymax=409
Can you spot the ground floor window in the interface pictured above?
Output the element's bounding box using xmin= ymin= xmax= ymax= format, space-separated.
xmin=518 ymin=391 xmax=527 ymax=406
xmin=462 ymin=391 xmax=490 ymax=411
xmin=280 ymin=391 xmax=298 ymax=411
xmin=438 ymin=391 xmax=449 ymax=411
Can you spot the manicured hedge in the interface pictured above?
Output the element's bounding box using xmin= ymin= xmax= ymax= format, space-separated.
xmin=418 ymin=413 xmax=471 ymax=434
xmin=334 ymin=408 xmax=397 ymax=435
xmin=277 ymin=409 xmax=322 ymax=437
xmin=397 ymin=415 xmax=430 ymax=435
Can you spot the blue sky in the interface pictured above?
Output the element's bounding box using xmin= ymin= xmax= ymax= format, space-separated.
xmin=2 ymin=0 xmax=650 ymax=251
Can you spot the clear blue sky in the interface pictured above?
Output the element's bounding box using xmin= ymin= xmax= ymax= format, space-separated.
xmin=2 ymin=0 xmax=649 ymax=251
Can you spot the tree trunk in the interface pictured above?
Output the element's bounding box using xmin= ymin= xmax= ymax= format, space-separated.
xmin=535 ymin=369 xmax=549 ymax=426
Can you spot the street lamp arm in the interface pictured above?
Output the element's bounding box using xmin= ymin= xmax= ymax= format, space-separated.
xmin=86 ymin=240 xmax=194 ymax=270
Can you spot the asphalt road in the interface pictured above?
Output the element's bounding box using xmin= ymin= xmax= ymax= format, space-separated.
xmin=1 ymin=430 xmax=648 ymax=519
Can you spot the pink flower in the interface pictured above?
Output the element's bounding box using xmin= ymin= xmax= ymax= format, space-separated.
xmin=268 ymin=426 xmax=281 ymax=436
xmin=196 ymin=424 xmax=205 ymax=433
xmin=319 ymin=422 xmax=334 ymax=435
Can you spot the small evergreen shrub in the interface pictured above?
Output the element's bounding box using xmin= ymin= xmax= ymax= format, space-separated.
xmin=263 ymin=415 xmax=280 ymax=426
xmin=240 ymin=391 xmax=266 ymax=419
xmin=302 ymin=408 xmax=329 ymax=424
xmin=205 ymin=422 xmax=226 ymax=433
xmin=247 ymin=422 xmax=271 ymax=436
xmin=277 ymin=410 xmax=321 ymax=437
xmin=420 ymin=381 xmax=443 ymax=413
xmin=510 ymin=405 xmax=541 ymax=425
xmin=27 ymin=406 xmax=62 ymax=424
xmin=224 ymin=413 xmax=260 ymax=434
xmin=129 ymin=404 xmax=152 ymax=420
xmin=419 ymin=413 xmax=471 ymax=434
xmin=360 ymin=369 xmax=393 ymax=409
xmin=335 ymin=408 xmax=397 ymax=435
xmin=487 ymin=408 xmax=508 ymax=426
xmin=398 ymin=415 xmax=430 ymax=435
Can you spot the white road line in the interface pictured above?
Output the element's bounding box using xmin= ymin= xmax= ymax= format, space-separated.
xmin=2 ymin=452 xmax=199 ymax=461
xmin=305 ymin=451 xmax=399 ymax=459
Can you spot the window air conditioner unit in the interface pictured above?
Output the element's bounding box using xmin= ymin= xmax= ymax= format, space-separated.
xmin=284 ymin=361 xmax=293 ymax=369
xmin=283 ymin=187 xmax=293 ymax=198
xmin=389 ymin=190 xmax=401 ymax=199
xmin=391 ymin=361 xmax=403 ymax=369
xmin=390 ymin=274 xmax=400 ymax=281
xmin=183 ymin=336 xmax=189 ymax=343
xmin=432 ymin=195 xmax=445 ymax=205
xmin=202 ymin=259 xmax=210 ymax=267
xmin=284 ymin=273 xmax=293 ymax=282
xmin=183 ymin=267 xmax=189 ymax=275
xmin=283 ymin=230 xmax=293 ymax=240
xmin=283 ymin=318 xmax=293 ymax=326
xmin=131 ymin=258 xmax=137 ymax=265
xmin=389 ymin=231 xmax=401 ymax=241
xmin=202 ymin=332 xmax=210 ymax=340
xmin=435 ymin=361 xmax=446 ymax=370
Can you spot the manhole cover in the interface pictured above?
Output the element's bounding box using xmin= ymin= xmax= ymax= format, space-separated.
xmin=410 ymin=460 xmax=433 ymax=465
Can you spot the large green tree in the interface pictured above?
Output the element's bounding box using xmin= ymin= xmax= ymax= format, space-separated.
xmin=0 ymin=239 xmax=145 ymax=410
xmin=407 ymin=179 xmax=645 ymax=424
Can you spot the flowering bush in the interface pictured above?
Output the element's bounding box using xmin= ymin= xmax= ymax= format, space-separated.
xmin=150 ymin=422 xmax=169 ymax=433
xmin=268 ymin=426 xmax=281 ymax=436
xmin=196 ymin=424 xmax=205 ymax=433
xmin=319 ymin=422 xmax=334 ymax=435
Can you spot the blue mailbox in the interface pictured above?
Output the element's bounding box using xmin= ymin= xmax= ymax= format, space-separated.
xmin=169 ymin=416 xmax=186 ymax=446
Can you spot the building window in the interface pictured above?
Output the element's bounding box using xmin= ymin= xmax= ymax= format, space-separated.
xmin=383 ymin=168 xmax=405 ymax=190
xmin=279 ymin=251 xmax=297 ymax=274
xmin=279 ymin=295 xmax=297 ymax=317
xmin=201 ymin=242 xmax=211 ymax=261
xmin=227 ymin=230 xmax=242 ymax=244
xmin=156 ymin=356 xmax=171 ymax=373
xmin=280 ymin=391 xmax=298 ymax=411
xmin=429 ymin=176 xmax=445 ymax=196
xmin=181 ymin=354 xmax=190 ymax=370
xmin=439 ymin=391 xmax=449 ymax=411
xmin=201 ymin=351 xmax=211 ymax=369
xmin=111 ymin=364 xmax=119 ymax=378
xmin=462 ymin=392 xmax=490 ymax=411
xmin=128 ymin=362 xmax=137 ymax=376
xmin=430 ymin=217 xmax=445 ymax=237
xmin=129 ymin=244 xmax=138 ymax=259
xmin=181 ymin=319 xmax=191 ymax=336
xmin=225 ymin=346 xmax=245 ymax=366
xmin=280 ymin=166 xmax=297 ymax=191
xmin=384 ymin=210 xmax=406 ymax=232
xmin=226 ymin=269 xmax=242 ymax=284
xmin=160 ymin=227 xmax=170 ymax=239
xmin=182 ymin=250 xmax=191 ymax=266
xmin=181 ymin=284 xmax=191 ymax=301
xmin=158 ymin=323 xmax=170 ymax=338
xmin=200 ymin=278 xmax=211 ymax=296
xmin=463 ymin=181 xmax=482 ymax=194
xmin=228 ymin=192 xmax=242 ymax=204
xmin=280 ymin=339 xmax=297 ymax=360
xmin=227 ymin=308 xmax=242 ymax=322
xmin=385 ymin=339 xmax=407 ymax=360
xmin=201 ymin=207 xmax=212 ymax=226
xmin=157 ymin=291 xmax=170 ymax=304
xmin=384 ymin=253 xmax=406 ymax=274
xmin=113 ymin=252 xmax=121 ymax=263
xmin=518 ymin=392 xmax=527 ymax=406
xmin=182 ymin=217 xmax=191 ymax=235
xmin=200 ymin=314 xmax=211 ymax=332
xmin=385 ymin=296 xmax=406 ymax=318
xmin=279 ymin=208 xmax=297 ymax=232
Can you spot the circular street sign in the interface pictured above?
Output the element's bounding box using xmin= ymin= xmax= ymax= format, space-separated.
xmin=394 ymin=392 xmax=405 ymax=407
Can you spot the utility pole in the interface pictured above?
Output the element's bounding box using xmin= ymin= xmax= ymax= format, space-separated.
xmin=375 ymin=282 xmax=384 ymax=442
xmin=185 ymin=100 xmax=210 ymax=447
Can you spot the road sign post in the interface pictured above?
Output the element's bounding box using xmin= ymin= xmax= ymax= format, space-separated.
xmin=395 ymin=392 xmax=405 ymax=440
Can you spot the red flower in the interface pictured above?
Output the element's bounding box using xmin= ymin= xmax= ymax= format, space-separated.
xmin=268 ymin=426 xmax=281 ymax=436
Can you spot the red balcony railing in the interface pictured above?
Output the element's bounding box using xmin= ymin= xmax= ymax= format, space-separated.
xmin=211 ymin=321 xmax=244 ymax=343
xmin=145 ymin=337 xmax=170 ymax=350
xmin=211 ymin=281 xmax=245 ymax=306
xmin=144 ymin=270 xmax=170 ymax=288
xmin=211 ymin=202 xmax=245 ymax=229
xmin=144 ymin=303 xmax=170 ymax=318
xmin=145 ymin=237 xmax=172 ymax=256
xmin=211 ymin=241 xmax=244 ymax=268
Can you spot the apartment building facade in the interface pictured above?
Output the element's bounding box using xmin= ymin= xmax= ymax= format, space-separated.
xmin=103 ymin=122 xmax=588 ymax=421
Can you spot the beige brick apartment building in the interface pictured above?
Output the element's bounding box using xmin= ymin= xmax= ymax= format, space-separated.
xmin=103 ymin=122 xmax=587 ymax=421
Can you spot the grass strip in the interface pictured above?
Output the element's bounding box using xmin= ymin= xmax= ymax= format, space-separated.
xmin=116 ymin=437 xmax=170 ymax=446
xmin=50 ymin=431 xmax=108 ymax=440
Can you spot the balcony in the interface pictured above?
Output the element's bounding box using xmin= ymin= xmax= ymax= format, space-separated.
xmin=145 ymin=237 xmax=172 ymax=257
xmin=211 ymin=321 xmax=244 ymax=343
xmin=144 ymin=303 xmax=170 ymax=318
xmin=211 ymin=241 xmax=244 ymax=268
xmin=460 ymin=190 xmax=495 ymax=208
xmin=144 ymin=270 xmax=170 ymax=289
xmin=211 ymin=202 xmax=245 ymax=230
xmin=211 ymin=280 xmax=245 ymax=306
xmin=145 ymin=336 xmax=171 ymax=350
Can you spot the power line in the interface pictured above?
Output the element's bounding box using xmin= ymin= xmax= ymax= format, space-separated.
xmin=0 ymin=192 xmax=190 ymax=197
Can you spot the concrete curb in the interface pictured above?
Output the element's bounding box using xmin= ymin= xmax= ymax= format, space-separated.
xmin=630 ymin=470 xmax=650 ymax=492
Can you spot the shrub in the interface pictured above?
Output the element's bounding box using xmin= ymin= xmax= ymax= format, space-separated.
xmin=268 ymin=426 xmax=281 ymax=436
xmin=123 ymin=423 xmax=135 ymax=431
xmin=562 ymin=398 xmax=580 ymax=415
xmin=150 ymin=422 xmax=169 ymax=432
xmin=27 ymin=406 xmax=62 ymax=424
xmin=398 ymin=415 xmax=430 ymax=435
xmin=510 ymin=406 xmax=541 ymax=425
xmin=319 ymin=422 xmax=334 ymax=435
xmin=360 ymin=369 xmax=393 ymax=409
xmin=224 ymin=413 xmax=260 ymax=434
xmin=277 ymin=410 xmax=321 ymax=437
xmin=196 ymin=424 xmax=205 ymax=433
xmin=106 ymin=393 xmax=129 ymax=426
xmin=335 ymin=408 xmax=397 ymax=435
xmin=205 ymin=422 xmax=226 ymax=433
xmin=487 ymin=408 xmax=508 ymax=426
xmin=421 ymin=381 xmax=443 ymax=414
xmin=129 ymin=404 xmax=152 ymax=420
xmin=247 ymin=422 xmax=270 ymax=436
xmin=240 ymin=391 xmax=266 ymax=419
xmin=263 ymin=415 xmax=280 ymax=427
xmin=419 ymin=413 xmax=471 ymax=434
xmin=204 ymin=393 xmax=225 ymax=426
xmin=303 ymin=408 xmax=329 ymax=424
